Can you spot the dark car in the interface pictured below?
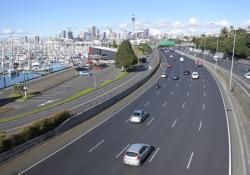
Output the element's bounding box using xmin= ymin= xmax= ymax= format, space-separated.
xmin=172 ymin=74 xmax=179 ymax=80
xmin=184 ymin=70 xmax=190 ymax=75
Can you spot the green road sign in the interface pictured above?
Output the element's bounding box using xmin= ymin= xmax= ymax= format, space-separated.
xmin=159 ymin=41 xmax=176 ymax=46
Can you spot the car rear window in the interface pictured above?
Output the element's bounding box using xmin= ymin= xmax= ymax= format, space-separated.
xmin=133 ymin=112 xmax=141 ymax=116
xmin=126 ymin=151 xmax=138 ymax=157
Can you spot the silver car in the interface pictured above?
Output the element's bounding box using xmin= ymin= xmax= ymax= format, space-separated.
xmin=130 ymin=110 xmax=148 ymax=123
xmin=123 ymin=143 xmax=152 ymax=166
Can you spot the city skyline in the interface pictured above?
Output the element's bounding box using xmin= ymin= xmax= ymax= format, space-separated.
xmin=0 ymin=0 xmax=250 ymax=38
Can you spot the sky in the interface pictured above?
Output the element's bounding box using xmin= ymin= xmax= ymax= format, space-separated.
xmin=0 ymin=0 xmax=250 ymax=37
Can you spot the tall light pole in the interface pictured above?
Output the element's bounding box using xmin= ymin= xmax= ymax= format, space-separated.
xmin=203 ymin=35 xmax=207 ymax=61
xmin=229 ymin=30 xmax=236 ymax=92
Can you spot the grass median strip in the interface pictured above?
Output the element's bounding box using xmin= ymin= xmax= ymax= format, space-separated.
xmin=0 ymin=72 xmax=128 ymax=124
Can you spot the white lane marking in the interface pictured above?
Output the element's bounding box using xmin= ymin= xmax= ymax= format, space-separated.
xmin=116 ymin=144 xmax=130 ymax=158
xmin=203 ymin=104 xmax=205 ymax=110
xmin=145 ymin=101 xmax=150 ymax=106
xmin=187 ymin=92 xmax=190 ymax=97
xmin=199 ymin=121 xmax=203 ymax=131
xmin=171 ymin=119 xmax=178 ymax=128
xmin=38 ymin=100 xmax=54 ymax=106
xmin=156 ymin=91 xmax=160 ymax=95
xmin=147 ymin=118 xmax=154 ymax=126
xmin=187 ymin=152 xmax=194 ymax=169
xmin=182 ymin=102 xmax=186 ymax=109
xmin=203 ymin=79 xmax=205 ymax=82
xmin=88 ymin=140 xmax=104 ymax=153
xmin=162 ymin=101 xmax=167 ymax=108
xmin=163 ymin=83 xmax=166 ymax=87
xmin=18 ymin=71 xmax=160 ymax=175
xmin=204 ymin=92 xmax=206 ymax=97
xmin=204 ymin=84 xmax=206 ymax=89
xmin=171 ymin=92 xmax=175 ymax=95
xmin=190 ymin=84 xmax=192 ymax=88
xmin=125 ymin=118 xmax=130 ymax=123
xmin=149 ymin=147 xmax=160 ymax=163
xmin=176 ymin=84 xmax=179 ymax=87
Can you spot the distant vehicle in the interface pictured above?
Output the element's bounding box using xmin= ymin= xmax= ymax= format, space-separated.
xmin=160 ymin=72 xmax=167 ymax=78
xmin=79 ymin=70 xmax=91 ymax=76
xmin=196 ymin=60 xmax=203 ymax=67
xmin=213 ymin=55 xmax=219 ymax=62
xmin=245 ymin=69 xmax=250 ymax=73
xmin=167 ymin=64 xmax=173 ymax=68
xmin=123 ymin=143 xmax=153 ymax=166
xmin=192 ymin=72 xmax=199 ymax=79
xmin=130 ymin=110 xmax=148 ymax=123
xmin=172 ymin=74 xmax=179 ymax=80
xmin=184 ymin=70 xmax=190 ymax=75
xmin=180 ymin=57 xmax=184 ymax=62
xmin=244 ymin=72 xmax=250 ymax=79
xmin=170 ymin=55 xmax=173 ymax=58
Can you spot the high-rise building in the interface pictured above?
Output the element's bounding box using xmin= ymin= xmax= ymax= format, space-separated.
xmin=97 ymin=29 xmax=100 ymax=38
xmin=35 ymin=36 xmax=40 ymax=44
xmin=90 ymin=26 xmax=96 ymax=37
xmin=24 ymin=36 xmax=28 ymax=43
xmin=103 ymin=32 xmax=107 ymax=40
xmin=143 ymin=29 xmax=149 ymax=39
xmin=131 ymin=15 xmax=135 ymax=35
xmin=67 ymin=30 xmax=74 ymax=39
xmin=61 ymin=30 xmax=67 ymax=38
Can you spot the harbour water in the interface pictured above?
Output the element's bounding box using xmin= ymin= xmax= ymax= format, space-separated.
xmin=0 ymin=63 xmax=70 ymax=89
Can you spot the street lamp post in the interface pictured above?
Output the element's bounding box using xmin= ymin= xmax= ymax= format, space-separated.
xmin=229 ymin=30 xmax=236 ymax=92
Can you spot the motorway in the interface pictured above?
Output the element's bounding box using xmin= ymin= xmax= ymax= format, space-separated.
xmin=6 ymin=50 xmax=229 ymax=175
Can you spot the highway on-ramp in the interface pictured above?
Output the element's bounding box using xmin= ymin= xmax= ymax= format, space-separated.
xmin=10 ymin=50 xmax=229 ymax=175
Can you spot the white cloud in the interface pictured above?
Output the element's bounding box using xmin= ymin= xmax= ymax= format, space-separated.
xmin=2 ymin=28 xmax=13 ymax=34
xmin=187 ymin=17 xmax=200 ymax=27
xmin=241 ymin=20 xmax=250 ymax=27
xmin=154 ymin=19 xmax=169 ymax=29
xmin=172 ymin=21 xmax=183 ymax=29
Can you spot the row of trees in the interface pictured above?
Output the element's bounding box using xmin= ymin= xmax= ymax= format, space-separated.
xmin=193 ymin=27 xmax=250 ymax=59
xmin=115 ymin=40 xmax=152 ymax=70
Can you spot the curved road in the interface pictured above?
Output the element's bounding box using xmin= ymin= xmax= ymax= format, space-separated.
xmin=10 ymin=50 xmax=229 ymax=175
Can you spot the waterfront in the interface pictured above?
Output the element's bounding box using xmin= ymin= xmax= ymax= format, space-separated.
xmin=0 ymin=63 xmax=70 ymax=89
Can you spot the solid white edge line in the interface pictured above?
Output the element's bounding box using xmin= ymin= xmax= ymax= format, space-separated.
xmin=209 ymin=70 xmax=232 ymax=175
xmin=18 ymin=64 xmax=163 ymax=175
xmin=88 ymin=140 xmax=104 ymax=153
xmin=124 ymin=118 xmax=130 ymax=123
xmin=162 ymin=102 xmax=167 ymax=107
xmin=149 ymin=147 xmax=160 ymax=163
xmin=147 ymin=118 xmax=154 ymax=126
xmin=116 ymin=144 xmax=130 ymax=158
xmin=186 ymin=152 xmax=194 ymax=169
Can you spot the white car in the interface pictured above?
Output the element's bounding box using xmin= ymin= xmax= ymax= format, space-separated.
xmin=213 ymin=56 xmax=219 ymax=62
xmin=123 ymin=143 xmax=153 ymax=166
xmin=160 ymin=72 xmax=167 ymax=78
xmin=244 ymin=72 xmax=250 ymax=79
xmin=130 ymin=110 xmax=148 ymax=123
xmin=192 ymin=72 xmax=199 ymax=79
xmin=180 ymin=57 xmax=184 ymax=62
xmin=170 ymin=55 xmax=173 ymax=58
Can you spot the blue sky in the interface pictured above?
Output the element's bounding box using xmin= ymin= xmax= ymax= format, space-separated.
xmin=0 ymin=0 xmax=249 ymax=37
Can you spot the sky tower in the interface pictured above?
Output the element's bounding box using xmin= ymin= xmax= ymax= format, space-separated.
xmin=131 ymin=15 xmax=135 ymax=35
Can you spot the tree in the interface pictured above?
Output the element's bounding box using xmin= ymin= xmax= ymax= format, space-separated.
xmin=112 ymin=40 xmax=118 ymax=48
xmin=138 ymin=43 xmax=152 ymax=54
xmin=115 ymin=40 xmax=138 ymax=70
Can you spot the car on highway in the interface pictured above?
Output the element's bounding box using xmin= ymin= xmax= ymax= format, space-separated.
xmin=192 ymin=72 xmax=199 ymax=79
xmin=184 ymin=70 xmax=190 ymax=75
xmin=180 ymin=57 xmax=184 ymax=62
xmin=244 ymin=72 xmax=250 ymax=79
xmin=130 ymin=110 xmax=148 ymax=123
xmin=160 ymin=72 xmax=167 ymax=78
xmin=196 ymin=61 xmax=203 ymax=67
xmin=172 ymin=74 xmax=179 ymax=80
xmin=123 ymin=143 xmax=153 ymax=166
xmin=245 ymin=69 xmax=250 ymax=73
xmin=79 ymin=70 xmax=91 ymax=76
xmin=213 ymin=55 xmax=219 ymax=62
xmin=167 ymin=64 xmax=173 ymax=68
xmin=170 ymin=55 xmax=173 ymax=58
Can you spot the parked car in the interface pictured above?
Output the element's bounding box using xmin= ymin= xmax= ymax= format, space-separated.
xmin=130 ymin=110 xmax=148 ymax=123
xmin=79 ymin=70 xmax=91 ymax=76
xmin=123 ymin=143 xmax=153 ymax=166
xmin=192 ymin=72 xmax=199 ymax=79
xmin=167 ymin=64 xmax=173 ymax=68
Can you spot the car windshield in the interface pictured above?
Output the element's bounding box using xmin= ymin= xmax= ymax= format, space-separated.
xmin=126 ymin=151 xmax=138 ymax=157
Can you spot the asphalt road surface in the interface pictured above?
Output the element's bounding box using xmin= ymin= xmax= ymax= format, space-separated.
xmin=17 ymin=50 xmax=229 ymax=175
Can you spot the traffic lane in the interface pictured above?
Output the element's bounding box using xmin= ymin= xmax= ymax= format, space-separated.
xmin=20 ymin=60 xmax=187 ymax=175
